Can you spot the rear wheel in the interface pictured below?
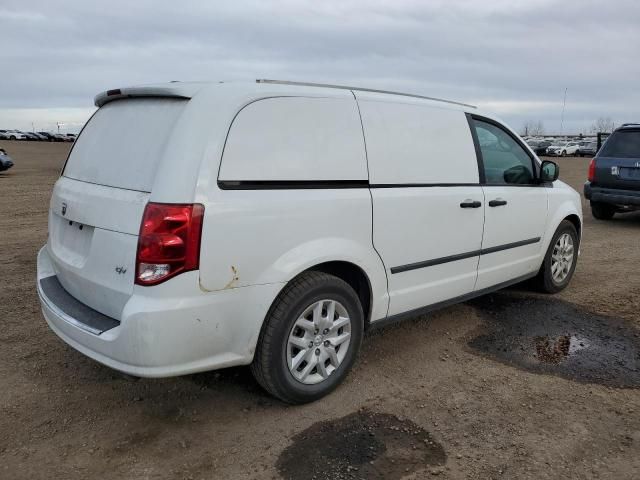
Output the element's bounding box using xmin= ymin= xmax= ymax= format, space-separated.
xmin=591 ymin=201 xmax=615 ymax=220
xmin=251 ymin=271 xmax=364 ymax=404
xmin=561 ymin=150 xmax=567 ymax=157
xmin=535 ymin=220 xmax=579 ymax=293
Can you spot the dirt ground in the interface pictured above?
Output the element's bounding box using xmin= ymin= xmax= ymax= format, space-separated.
xmin=1 ymin=141 xmax=639 ymax=480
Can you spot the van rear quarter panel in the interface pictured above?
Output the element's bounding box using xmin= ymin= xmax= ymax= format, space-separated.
xmin=150 ymin=83 xmax=366 ymax=201
xmin=194 ymin=89 xmax=389 ymax=322
xmin=198 ymin=189 xmax=388 ymax=321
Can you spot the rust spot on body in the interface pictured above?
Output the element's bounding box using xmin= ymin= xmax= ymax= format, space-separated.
xmin=223 ymin=266 xmax=240 ymax=289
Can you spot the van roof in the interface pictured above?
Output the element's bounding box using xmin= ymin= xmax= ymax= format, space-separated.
xmin=254 ymin=79 xmax=476 ymax=109
xmin=94 ymin=80 xmax=476 ymax=110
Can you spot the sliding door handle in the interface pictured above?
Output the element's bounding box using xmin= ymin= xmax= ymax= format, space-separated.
xmin=489 ymin=199 xmax=508 ymax=207
xmin=460 ymin=200 xmax=482 ymax=208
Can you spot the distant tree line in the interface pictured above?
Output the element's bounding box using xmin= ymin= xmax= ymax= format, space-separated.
xmin=521 ymin=117 xmax=617 ymax=136
xmin=521 ymin=120 xmax=545 ymax=136
xmin=589 ymin=117 xmax=615 ymax=134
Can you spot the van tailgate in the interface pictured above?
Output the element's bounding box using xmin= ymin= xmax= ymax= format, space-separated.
xmin=46 ymin=96 xmax=189 ymax=321
xmin=47 ymin=176 xmax=148 ymax=320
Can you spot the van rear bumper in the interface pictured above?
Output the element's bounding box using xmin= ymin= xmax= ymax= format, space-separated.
xmin=37 ymin=247 xmax=284 ymax=377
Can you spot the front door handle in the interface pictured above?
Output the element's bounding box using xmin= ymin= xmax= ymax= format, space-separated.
xmin=460 ymin=200 xmax=482 ymax=208
xmin=489 ymin=199 xmax=508 ymax=207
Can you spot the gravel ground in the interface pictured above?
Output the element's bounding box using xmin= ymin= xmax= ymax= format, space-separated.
xmin=0 ymin=141 xmax=639 ymax=479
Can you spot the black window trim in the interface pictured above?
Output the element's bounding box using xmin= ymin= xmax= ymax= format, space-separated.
xmin=465 ymin=113 xmax=486 ymax=184
xmin=467 ymin=113 xmax=543 ymax=187
xmin=218 ymin=180 xmax=485 ymax=190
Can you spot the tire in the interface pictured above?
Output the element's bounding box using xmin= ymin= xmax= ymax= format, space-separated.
xmin=534 ymin=220 xmax=579 ymax=293
xmin=561 ymin=150 xmax=566 ymax=157
xmin=251 ymin=271 xmax=364 ymax=404
xmin=9 ymin=136 xmax=15 ymax=140
xmin=591 ymin=201 xmax=615 ymax=220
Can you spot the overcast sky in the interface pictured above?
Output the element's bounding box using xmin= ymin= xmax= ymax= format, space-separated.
xmin=1 ymin=0 xmax=638 ymax=134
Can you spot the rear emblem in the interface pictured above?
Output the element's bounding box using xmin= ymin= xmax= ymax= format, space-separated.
xmin=61 ymin=202 xmax=67 ymax=216
xmin=115 ymin=266 xmax=127 ymax=275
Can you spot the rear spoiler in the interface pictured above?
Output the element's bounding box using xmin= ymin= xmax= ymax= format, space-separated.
xmin=94 ymin=86 xmax=192 ymax=107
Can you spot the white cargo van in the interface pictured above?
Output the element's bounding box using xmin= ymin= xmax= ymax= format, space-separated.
xmin=37 ymin=80 xmax=582 ymax=403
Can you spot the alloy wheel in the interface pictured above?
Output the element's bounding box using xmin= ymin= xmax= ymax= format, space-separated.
xmin=286 ymin=299 xmax=352 ymax=385
xmin=551 ymin=233 xmax=574 ymax=284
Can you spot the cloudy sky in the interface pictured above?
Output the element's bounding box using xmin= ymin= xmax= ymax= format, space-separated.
xmin=1 ymin=0 xmax=638 ymax=134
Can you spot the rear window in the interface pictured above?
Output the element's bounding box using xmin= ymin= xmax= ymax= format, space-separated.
xmin=63 ymin=98 xmax=187 ymax=192
xmin=599 ymin=130 xmax=640 ymax=158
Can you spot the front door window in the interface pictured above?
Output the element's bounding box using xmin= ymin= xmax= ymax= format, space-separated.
xmin=473 ymin=119 xmax=535 ymax=185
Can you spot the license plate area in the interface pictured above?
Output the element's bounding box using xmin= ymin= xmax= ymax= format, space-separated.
xmin=619 ymin=167 xmax=640 ymax=181
xmin=49 ymin=212 xmax=94 ymax=268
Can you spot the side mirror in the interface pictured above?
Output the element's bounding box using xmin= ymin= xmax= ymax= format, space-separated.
xmin=540 ymin=160 xmax=559 ymax=183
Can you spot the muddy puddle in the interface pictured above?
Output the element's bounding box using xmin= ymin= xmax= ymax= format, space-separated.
xmin=277 ymin=409 xmax=445 ymax=480
xmin=468 ymin=293 xmax=640 ymax=388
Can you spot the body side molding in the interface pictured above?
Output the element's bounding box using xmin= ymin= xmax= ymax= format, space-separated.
xmin=390 ymin=237 xmax=541 ymax=274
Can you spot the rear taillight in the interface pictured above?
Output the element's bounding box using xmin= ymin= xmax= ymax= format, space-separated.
xmin=588 ymin=158 xmax=596 ymax=182
xmin=135 ymin=203 xmax=204 ymax=286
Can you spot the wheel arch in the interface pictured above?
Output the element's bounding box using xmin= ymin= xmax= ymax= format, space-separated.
xmin=538 ymin=190 xmax=583 ymax=271
xmin=264 ymin=259 xmax=376 ymax=330
xmin=305 ymin=260 xmax=373 ymax=328
xmin=563 ymin=213 xmax=582 ymax=242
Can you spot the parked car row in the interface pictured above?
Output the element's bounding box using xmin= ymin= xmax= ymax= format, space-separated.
xmin=525 ymin=139 xmax=552 ymax=155
xmin=525 ymin=138 xmax=598 ymax=157
xmin=0 ymin=129 xmax=76 ymax=142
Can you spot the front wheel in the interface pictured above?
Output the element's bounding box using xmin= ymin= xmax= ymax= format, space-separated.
xmin=251 ymin=271 xmax=364 ymax=404
xmin=535 ymin=220 xmax=579 ymax=293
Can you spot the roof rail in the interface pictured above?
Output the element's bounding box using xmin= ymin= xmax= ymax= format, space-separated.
xmin=620 ymin=122 xmax=640 ymax=127
xmin=256 ymin=79 xmax=477 ymax=109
